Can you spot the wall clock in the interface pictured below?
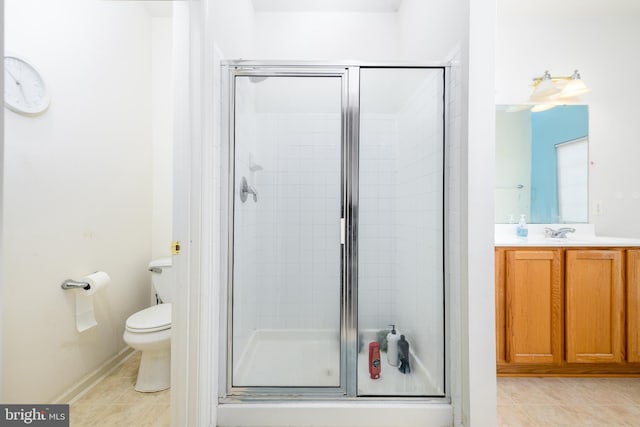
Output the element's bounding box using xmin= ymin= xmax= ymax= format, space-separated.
xmin=4 ymin=55 xmax=50 ymax=115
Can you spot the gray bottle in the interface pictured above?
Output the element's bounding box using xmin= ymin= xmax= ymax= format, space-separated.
xmin=398 ymin=335 xmax=411 ymax=374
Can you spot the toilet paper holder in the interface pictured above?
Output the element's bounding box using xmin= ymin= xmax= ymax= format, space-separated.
xmin=61 ymin=279 xmax=91 ymax=291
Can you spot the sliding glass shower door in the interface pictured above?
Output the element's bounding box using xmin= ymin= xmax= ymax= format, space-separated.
xmin=230 ymin=72 xmax=345 ymax=389
xmin=226 ymin=64 xmax=445 ymax=398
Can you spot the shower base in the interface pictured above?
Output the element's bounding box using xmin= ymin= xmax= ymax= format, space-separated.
xmin=233 ymin=329 xmax=440 ymax=396
xmin=234 ymin=329 xmax=341 ymax=387
xmin=357 ymin=330 xmax=441 ymax=396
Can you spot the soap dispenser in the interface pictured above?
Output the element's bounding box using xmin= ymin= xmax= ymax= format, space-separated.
xmin=517 ymin=214 xmax=528 ymax=238
xmin=386 ymin=325 xmax=400 ymax=367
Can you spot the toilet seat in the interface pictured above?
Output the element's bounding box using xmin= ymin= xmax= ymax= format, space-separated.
xmin=126 ymin=303 xmax=171 ymax=333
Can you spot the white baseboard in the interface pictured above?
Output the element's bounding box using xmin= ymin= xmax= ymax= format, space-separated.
xmin=53 ymin=346 xmax=135 ymax=404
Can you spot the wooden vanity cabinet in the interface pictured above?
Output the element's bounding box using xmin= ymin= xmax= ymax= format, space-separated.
xmin=496 ymin=246 xmax=640 ymax=375
xmin=628 ymin=249 xmax=640 ymax=363
xmin=565 ymin=249 xmax=624 ymax=363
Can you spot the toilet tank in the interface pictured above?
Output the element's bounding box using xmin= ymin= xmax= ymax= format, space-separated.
xmin=149 ymin=257 xmax=173 ymax=303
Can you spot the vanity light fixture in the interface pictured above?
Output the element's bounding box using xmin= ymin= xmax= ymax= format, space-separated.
xmin=529 ymin=70 xmax=591 ymax=113
xmin=530 ymin=69 xmax=591 ymax=103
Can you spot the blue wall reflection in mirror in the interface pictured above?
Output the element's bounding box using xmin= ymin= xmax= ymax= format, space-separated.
xmin=530 ymin=106 xmax=588 ymax=223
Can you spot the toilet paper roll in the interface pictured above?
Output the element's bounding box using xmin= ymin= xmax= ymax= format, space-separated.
xmin=81 ymin=271 xmax=111 ymax=295
xmin=76 ymin=271 xmax=111 ymax=333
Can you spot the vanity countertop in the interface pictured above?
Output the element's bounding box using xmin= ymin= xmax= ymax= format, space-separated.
xmin=495 ymin=224 xmax=640 ymax=247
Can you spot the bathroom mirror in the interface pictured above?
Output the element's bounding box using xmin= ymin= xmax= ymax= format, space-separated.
xmin=495 ymin=105 xmax=589 ymax=224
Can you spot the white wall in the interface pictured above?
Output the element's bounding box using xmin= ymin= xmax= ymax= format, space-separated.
xmin=212 ymin=0 xmax=255 ymax=59
xmin=2 ymin=0 xmax=169 ymax=402
xmin=465 ymin=0 xmax=497 ymax=424
xmin=212 ymin=0 xmax=468 ymax=62
xmin=495 ymin=7 xmax=640 ymax=237
xmin=253 ymin=12 xmax=400 ymax=61
xmin=151 ymin=17 xmax=174 ymax=260
xmin=397 ymin=0 xmax=469 ymax=61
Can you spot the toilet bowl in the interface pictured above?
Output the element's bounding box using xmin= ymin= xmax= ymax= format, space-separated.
xmin=123 ymin=258 xmax=173 ymax=392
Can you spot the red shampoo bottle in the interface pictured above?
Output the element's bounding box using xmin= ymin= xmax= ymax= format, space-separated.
xmin=369 ymin=342 xmax=381 ymax=379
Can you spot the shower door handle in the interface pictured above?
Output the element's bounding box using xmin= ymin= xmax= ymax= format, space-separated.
xmin=340 ymin=218 xmax=345 ymax=245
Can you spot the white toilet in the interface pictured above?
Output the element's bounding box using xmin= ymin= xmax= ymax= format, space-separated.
xmin=123 ymin=257 xmax=173 ymax=392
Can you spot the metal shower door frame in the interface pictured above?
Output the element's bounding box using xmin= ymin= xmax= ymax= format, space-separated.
xmin=224 ymin=64 xmax=356 ymax=398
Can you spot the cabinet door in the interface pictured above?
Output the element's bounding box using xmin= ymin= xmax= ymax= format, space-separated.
xmin=505 ymin=249 xmax=563 ymax=364
xmin=566 ymin=249 xmax=624 ymax=363
xmin=628 ymin=250 xmax=640 ymax=363
xmin=495 ymin=249 xmax=506 ymax=364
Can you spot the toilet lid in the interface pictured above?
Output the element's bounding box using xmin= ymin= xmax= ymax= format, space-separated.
xmin=126 ymin=303 xmax=171 ymax=333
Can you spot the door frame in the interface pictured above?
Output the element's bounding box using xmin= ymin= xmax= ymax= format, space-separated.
xmin=223 ymin=65 xmax=353 ymax=398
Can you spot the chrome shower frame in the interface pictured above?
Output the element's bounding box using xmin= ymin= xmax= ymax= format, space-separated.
xmin=220 ymin=61 xmax=449 ymax=402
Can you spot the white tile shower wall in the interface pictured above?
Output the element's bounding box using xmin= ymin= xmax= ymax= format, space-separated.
xmin=358 ymin=115 xmax=398 ymax=330
xmin=253 ymin=113 xmax=342 ymax=331
xmin=394 ymin=72 xmax=445 ymax=391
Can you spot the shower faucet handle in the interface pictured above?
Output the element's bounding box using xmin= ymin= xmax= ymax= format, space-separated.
xmin=240 ymin=176 xmax=258 ymax=203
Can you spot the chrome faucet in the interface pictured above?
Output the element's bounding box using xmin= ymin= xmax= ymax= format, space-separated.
xmin=544 ymin=227 xmax=576 ymax=238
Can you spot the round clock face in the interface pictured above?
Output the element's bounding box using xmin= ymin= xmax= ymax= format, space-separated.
xmin=4 ymin=55 xmax=50 ymax=115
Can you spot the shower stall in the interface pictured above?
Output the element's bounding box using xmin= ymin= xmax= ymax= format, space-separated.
xmin=221 ymin=63 xmax=446 ymax=401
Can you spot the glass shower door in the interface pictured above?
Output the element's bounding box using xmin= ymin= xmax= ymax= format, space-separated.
xmin=357 ymin=68 xmax=445 ymax=396
xmin=230 ymin=73 xmax=345 ymax=389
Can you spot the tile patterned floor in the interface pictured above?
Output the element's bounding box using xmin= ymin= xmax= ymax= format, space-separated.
xmin=69 ymin=357 xmax=640 ymax=427
xmin=497 ymin=377 xmax=640 ymax=426
xmin=69 ymin=352 xmax=170 ymax=427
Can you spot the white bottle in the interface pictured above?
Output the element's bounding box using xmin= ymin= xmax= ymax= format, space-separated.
xmin=387 ymin=325 xmax=400 ymax=367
